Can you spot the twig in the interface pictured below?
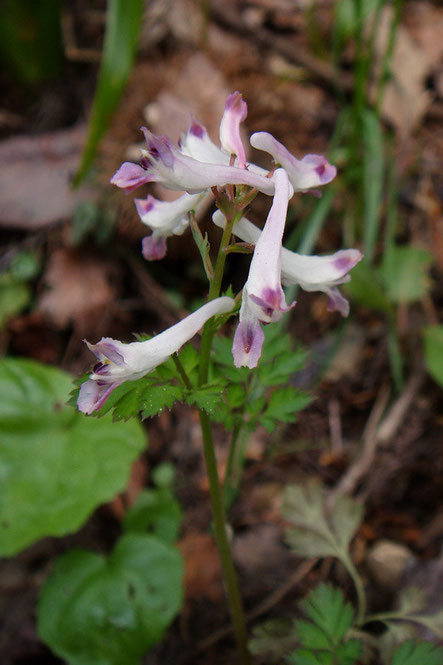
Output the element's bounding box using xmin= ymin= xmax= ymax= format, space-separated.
xmin=209 ymin=2 xmax=353 ymax=93
xmin=196 ymin=559 xmax=317 ymax=652
xmin=329 ymin=382 xmax=391 ymax=502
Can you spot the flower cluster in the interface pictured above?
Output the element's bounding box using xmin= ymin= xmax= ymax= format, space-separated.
xmin=77 ymin=91 xmax=361 ymax=414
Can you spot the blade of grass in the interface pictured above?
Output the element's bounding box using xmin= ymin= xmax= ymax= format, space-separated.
xmin=362 ymin=108 xmax=384 ymax=262
xmin=73 ymin=0 xmax=144 ymax=186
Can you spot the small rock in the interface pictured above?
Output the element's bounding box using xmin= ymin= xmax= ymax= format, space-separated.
xmin=367 ymin=539 xmax=416 ymax=591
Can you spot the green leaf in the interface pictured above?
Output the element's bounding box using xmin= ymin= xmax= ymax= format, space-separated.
xmin=0 ymin=0 xmax=63 ymax=86
xmin=185 ymin=383 xmax=226 ymax=415
xmin=345 ymin=260 xmax=392 ymax=312
xmin=382 ymin=247 xmax=433 ymax=304
xmin=299 ymin=585 xmax=354 ymax=646
xmin=249 ymin=618 xmax=298 ymax=661
xmin=289 ymin=586 xmax=361 ymax=665
xmin=423 ymin=325 xmax=443 ymax=387
xmin=74 ymin=0 xmax=144 ymax=185
xmin=0 ymin=280 xmax=31 ymax=328
xmin=0 ymin=358 xmax=146 ymax=556
xmin=362 ymin=109 xmax=385 ymax=262
xmin=260 ymin=387 xmax=312 ymax=432
xmin=390 ymin=640 xmax=443 ymax=665
xmin=140 ymin=383 xmax=184 ymax=419
xmin=212 ymin=336 xmax=249 ymax=383
xmin=122 ymin=488 xmax=182 ymax=544
xmin=190 ymin=214 xmax=214 ymax=280
xmin=282 ymin=481 xmax=363 ymax=560
xmin=37 ymin=533 xmax=183 ymax=665
xmin=258 ymin=348 xmax=308 ymax=387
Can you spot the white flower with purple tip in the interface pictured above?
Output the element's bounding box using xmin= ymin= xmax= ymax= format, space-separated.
xmin=250 ymin=132 xmax=337 ymax=193
xmin=232 ymin=169 xmax=295 ymax=369
xmin=111 ymin=127 xmax=276 ymax=196
xmin=77 ymin=297 xmax=235 ymax=414
xmin=135 ymin=191 xmax=205 ymax=261
xmin=219 ymin=91 xmax=248 ymax=168
xmin=213 ymin=211 xmax=362 ymax=317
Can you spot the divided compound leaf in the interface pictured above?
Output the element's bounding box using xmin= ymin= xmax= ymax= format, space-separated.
xmin=289 ymin=585 xmax=361 ymax=665
xmin=37 ymin=533 xmax=183 ymax=665
xmin=185 ymin=382 xmax=226 ymax=415
xmin=390 ymin=640 xmax=443 ymax=665
xmin=140 ymin=383 xmax=184 ymax=419
xmin=259 ymin=387 xmax=312 ymax=432
xmin=282 ymin=481 xmax=363 ymax=560
xmin=0 ymin=358 xmax=145 ymax=557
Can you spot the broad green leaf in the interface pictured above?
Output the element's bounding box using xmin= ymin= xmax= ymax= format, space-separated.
xmin=283 ymin=481 xmax=363 ymax=559
xmin=390 ymin=640 xmax=443 ymax=665
xmin=345 ymin=260 xmax=392 ymax=312
xmin=423 ymin=325 xmax=443 ymax=387
xmin=362 ymin=109 xmax=385 ymax=262
xmin=74 ymin=0 xmax=144 ymax=185
xmin=37 ymin=533 xmax=183 ymax=665
xmin=122 ymin=488 xmax=182 ymax=544
xmin=382 ymin=247 xmax=433 ymax=304
xmin=0 ymin=358 xmax=146 ymax=556
xmin=0 ymin=280 xmax=31 ymax=328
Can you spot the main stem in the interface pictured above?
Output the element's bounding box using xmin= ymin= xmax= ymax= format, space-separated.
xmin=199 ymin=410 xmax=250 ymax=664
xmin=197 ymin=201 xmax=250 ymax=664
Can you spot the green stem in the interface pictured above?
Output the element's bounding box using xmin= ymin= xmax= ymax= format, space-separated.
xmin=172 ymin=353 xmax=193 ymax=390
xmin=224 ymin=422 xmax=242 ymax=506
xmin=199 ymin=409 xmax=251 ymax=665
xmin=196 ymin=196 xmax=250 ymax=663
xmin=198 ymin=207 xmax=238 ymax=386
xmin=342 ymin=553 xmax=366 ymax=626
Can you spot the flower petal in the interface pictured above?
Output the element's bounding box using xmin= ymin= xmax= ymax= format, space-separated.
xmin=219 ymin=91 xmax=248 ymax=168
xmin=250 ymin=132 xmax=336 ymax=192
xmin=110 ymin=162 xmax=154 ymax=193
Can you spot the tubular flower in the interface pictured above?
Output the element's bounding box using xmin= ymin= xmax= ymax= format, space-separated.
xmin=250 ymin=132 xmax=337 ymax=193
xmin=77 ymin=297 xmax=235 ymax=414
xmin=213 ymin=211 xmax=362 ymax=316
xmin=111 ymin=128 xmax=276 ymax=196
xmin=135 ymin=191 xmax=206 ymax=261
xmin=232 ymin=169 xmax=295 ymax=369
xmin=219 ymin=91 xmax=248 ymax=168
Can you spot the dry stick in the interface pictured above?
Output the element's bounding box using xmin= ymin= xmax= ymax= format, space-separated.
xmin=329 ymin=382 xmax=391 ymax=503
xmin=210 ymin=2 xmax=353 ymax=93
xmin=196 ymin=559 xmax=317 ymax=653
xmin=330 ymin=369 xmax=425 ymax=503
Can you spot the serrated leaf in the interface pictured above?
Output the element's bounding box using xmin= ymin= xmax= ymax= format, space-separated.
xmin=37 ymin=533 xmax=183 ymax=665
xmin=299 ymin=585 xmax=354 ymax=646
xmin=382 ymin=247 xmax=433 ymax=304
xmin=289 ymin=648 xmax=333 ymax=665
xmin=390 ymin=640 xmax=443 ymax=665
xmin=140 ymin=383 xmax=184 ymax=419
xmin=249 ymin=618 xmax=298 ymax=661
xmin=282 ymin=481 xmax=363 ymax=560
xmin=227 ymin=383 xmax=245 ymax=408
xmin=258 ymin=349 xmax=308 ymax=386
xmin=122 ymin=487 xmax=182 ymax=544
xmin=177 ymin=344 xmax=200 ymax=380
xmin=186 ymin=383 xmax=225 ymax=415
xmin=260 ymin=387 xmax=312 ymax=432
xmin=0 ymin=358 xmax=146 ymax=557
xmin=423 ymin=325 xmax=443 ymax=387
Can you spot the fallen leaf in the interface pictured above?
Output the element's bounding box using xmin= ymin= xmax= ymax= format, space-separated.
xmin=178 ymin=532 xmax=223 ymax=602
xmin=375 ymin=7 xmax=433 ymax=137
xmin=0 ymin=125 xmax=97 ymax=229
xmin=37 ymin=248 xmax=118 ymax=328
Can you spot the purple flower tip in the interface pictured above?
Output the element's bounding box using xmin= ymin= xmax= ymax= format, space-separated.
xmin=142 ymin=235 xmax=167 ymax=261
xmin=189 ymin=120 xmax=205 ymax=138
